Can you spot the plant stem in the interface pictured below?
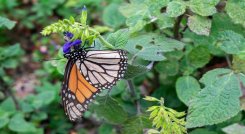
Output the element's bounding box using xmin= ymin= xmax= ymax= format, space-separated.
xmin=173 ymin=15 xmax=184 ymax=40
xmin=225 ymin=55 xmax=232 ymax=68
xmin=127 ymin=80 xmax=141 ymax=114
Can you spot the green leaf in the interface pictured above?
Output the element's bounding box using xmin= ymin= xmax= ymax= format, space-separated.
xmin=226 ymin=0 xmax=245 ymax=27
xmin=218 ymin=30 xmax=245 ymax=54
xmin=190 ymin=129 xmax=218 ymax=134
xmin=166 ymin=1 xmax=186 ymax=17
xmin=232 ymin=56 xmax=245 ymax=73
xmin=103 ymin=3 xmax=125 ymax=28
xmin=155 ymin=60 xmax=179 ymax=76
xmin=1 ymin=43 xmax=24 ymax=59
xmin=187 ymin=15 xmax=211 ymax=36
xmin=124 ymin=64 xmax=149 ymax=79
xmin=145 ymin=0 xmax=170 ymax=16
xmin=187 ymin=46 xmax=211 ymax=68
xmin=0 ymin=97 xmax=16 ymax=114
xmin=107 ymin=29 xmax=129 ymax=49
xmin=0 ymin=109 xmax=9 ymax=129
xmin=156 ymin=14 xmax=175 ymax=29
xmin=98 ymin=124 xmax=116 ymax=134
xmin=125 ymin=34 xmax=184 ymax=61
xmin=119 ymin=3 xmax=148 ymax=18
xmin=0 ymin=16 xmax=16 ymax=29
xmin=188 ymin=0 xmax=219 ymax=16
xmin=8 ymin=113 xmax=36 ymax=133
xmin=176 ymin=76 xmax=201 ymax=106
xmin=2 ymin=58 xmax=18 ymax=68
xmin=122 ymin=115 xmax=152 ymax=134
xmin=222 ymin=123 xmax=245 ymax=134
xmin=186 ymin=69 xmax=242 ymax=128
xmin=32 ymin=91 xmax=55 ymax=109
xmin=92 ymin=96 xmax=127 ymax=124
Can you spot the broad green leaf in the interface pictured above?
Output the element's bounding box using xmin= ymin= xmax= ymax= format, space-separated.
xmin=176 ymin=76 xmax=201 ymax=106
xmin=92 ymin=96 xmax=127 ymax=124
xmin=126 ymin=15 xmax=148 ymax=33
xmin=119 ymin=3 xmax=148 ymax=18
xmin=102 ymin=3 xmax=125 ymax=28
xmin=8 ymin=113 xmax=36 ymax=133
xmin=188 ymin=0 xmax=219 ymax=16
xmin=218 ymin=30 xmax=245 ymax=54
xmin=226 ymin=0 xmax=245 ymax=27
xmin=166 ymin=1 xmax=186 ymax=17
xmin=190 ymin=129 xmax=218 ymax=134
xmin=2 ymin=58 xmax=18 ymax=68
xmin=187 ymin=15 xmax=211 ymax=36
xmin=0 ymin=16 xmax=16 ymax=29
xmin=122 ymin=115 xmax=152 ymax=134
xmin=125 ymin=34 xmax=184 ymax=61
xmin=124 ymin=64 xmax=149 ymax=79
xmin=187 ymin=46 xmax=211 ymax=68
xmin=155 ymin=60 xmax=179 ymax=76
xmin=222 ymin=123 xmax=245 ymax=134
xmin=186 ymin=69 xmax=242 ymax=128
xmin=0 ymin=43 xmax=24 ymax=59
xmin=107 ymin=29 xmax=129 ymax=49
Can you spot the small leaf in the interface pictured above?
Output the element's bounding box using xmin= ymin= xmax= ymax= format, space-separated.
xmin=187 ymin=15 xmax=211 ymax=36
xmin=122 ymin=115 xmax=152 ymax=134
xmin=8 ymin=113 xmax=36 ymax=133
xmin=124 ymin=64 xmax=149 ymax=79
xmin=92 ymin=96 xmax=127 ymax=124
xmin=155 ymin=60 xmax=179 ymax=76
xmin=176 ymin=76 xmax=201 ymax=106
xmin=187 ymin=45 xmax=211 ymax=68
xmin=0 ymin=16 xmax=16 ymax=30
xmin=222 ymin=123 xmax=245 ymax=134
xmin=0 ymin=109 xmax=9 ymax=129
xmin=107 ymin=29 xmax=129 ymax=49
xmin=166 ymin=1 xmax=186 ymax=17
xmin=188 ymin=0 xmax=219 ymax=16
xmin=0 ymin=97 xmax=16 ymax=115
xmin=218 ymin=30 xmax=245 ymax=54
xmin=226 ymin=0 xmax=245 ymax=27
xmin=143 ymin=96 xmax=160 ymax=102
xmin=186 ymin=69 xmax=242 ymax=128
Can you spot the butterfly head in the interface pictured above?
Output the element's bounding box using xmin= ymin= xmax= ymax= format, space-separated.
xmin=63 ymin=48 xmax=87 ymax=60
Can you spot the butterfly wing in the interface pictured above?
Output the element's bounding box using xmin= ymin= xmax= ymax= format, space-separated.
xmin=62 ymin=50 xmax=127 ymax=121
xmin=75 ymin=50 xmax=127 ymax=90
xmin=61 ymin=59 xmax=99 ymax=121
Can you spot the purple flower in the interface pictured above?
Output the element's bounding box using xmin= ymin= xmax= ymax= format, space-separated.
xmin=63 ymin=32 xmax=73 ymax=39
xmin=63 ymin=39 xmax=82 ymax=53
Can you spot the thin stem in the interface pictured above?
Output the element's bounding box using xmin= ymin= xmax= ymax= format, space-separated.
xmin=225 ymin=55 xmax=232 ymax=68
xmin=127 ymin=80 xmax=141 ymax=114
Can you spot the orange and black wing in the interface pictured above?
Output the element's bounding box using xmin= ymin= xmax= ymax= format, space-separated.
xmin=61 ymin=50 xmax=127 ymax=121
xmin=61 ymin=59 xmax=99 ymax=121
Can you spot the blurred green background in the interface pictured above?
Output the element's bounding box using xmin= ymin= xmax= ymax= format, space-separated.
xmin=1 ymin=0 xmax=245 ymax=134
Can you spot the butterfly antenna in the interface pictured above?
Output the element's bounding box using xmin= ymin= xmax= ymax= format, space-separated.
xmin=39 ymin=58 xmax=65 ymax=62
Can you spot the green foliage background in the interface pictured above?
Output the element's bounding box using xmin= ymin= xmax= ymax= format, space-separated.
xmin=1 ymin=0 xmax=245 ymax=133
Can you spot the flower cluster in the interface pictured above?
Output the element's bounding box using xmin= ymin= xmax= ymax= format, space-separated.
xmin=62 ymin=32 xmax=82 ymax=54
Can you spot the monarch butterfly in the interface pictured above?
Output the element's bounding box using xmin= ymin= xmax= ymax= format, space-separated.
xmin=61 ymin=32 xmax=128 ymax=121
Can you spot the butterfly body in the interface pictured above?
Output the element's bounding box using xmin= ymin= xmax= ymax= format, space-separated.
xmin=61 ymin=47 xmax=127 ymax=121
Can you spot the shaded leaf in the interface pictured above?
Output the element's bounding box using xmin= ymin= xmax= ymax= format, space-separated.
xmin=92 ymin=96 xmax=127 ymax=124
xmin=122 ymin=115 xmax=152 ymax=134
xmin=155 ymin=60 xmax=179 ymax=76
xmin=188 ymin=0 xmax=219 ymax=16
xmin=8 ymin=113 xmax=36 ymax=133
xmin=0 ymin=16 xmax=16 ymax=29
xmin=190 ymin=128 xmax=218 ymax=134
xmin=222 ymin=123 xmax=245 ymax=134
xmin=187 ymin=46 xmax=211 ymax=68
xmin=124 ymin=64 xmax=149 ymax=79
